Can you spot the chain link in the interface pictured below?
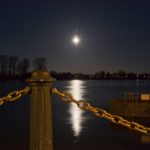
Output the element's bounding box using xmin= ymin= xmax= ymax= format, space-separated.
xmin=0 ymin=87 xmax=30 ymax=106
xmin=51 ymin=88 xmax=150 ymax=135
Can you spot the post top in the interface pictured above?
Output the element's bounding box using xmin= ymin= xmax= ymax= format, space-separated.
xmin=27 ymin=69 xmax=56 ymax=83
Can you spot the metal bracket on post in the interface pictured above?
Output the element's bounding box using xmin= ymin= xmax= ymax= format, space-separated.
xmin=27 ymin=70 xmax=55 ymax=150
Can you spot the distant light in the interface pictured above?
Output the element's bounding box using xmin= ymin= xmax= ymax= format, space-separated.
xmin=72 ymin=35 xmax=80 ymax=45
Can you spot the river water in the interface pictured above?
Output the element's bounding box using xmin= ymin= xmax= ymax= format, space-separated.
xmin=0 ymin=80 xmax=150 ymax=150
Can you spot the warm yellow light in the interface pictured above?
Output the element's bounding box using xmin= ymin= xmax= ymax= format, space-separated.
xmin=72 ymin=35 xmax=80 ymax=45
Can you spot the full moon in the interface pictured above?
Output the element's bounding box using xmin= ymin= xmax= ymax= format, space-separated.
xmin=72 ymin=35 xmax=80 ymax=45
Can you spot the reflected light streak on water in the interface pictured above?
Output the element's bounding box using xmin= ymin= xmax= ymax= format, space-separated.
xmin=67 ymin=80 xmax=86 ymax=137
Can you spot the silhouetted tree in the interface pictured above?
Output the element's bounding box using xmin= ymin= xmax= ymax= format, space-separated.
xmin=33 ymin=57 xmax=47 ymax=70
xmin=95 ymin=70 xmax=106 ymax=79
xmin=127 ymin=72 xmax=137 ymax=79
xmin=118 ymin=70 xmax=126 ymax=79
xmin=106 ymin=72 xmax=111 ymax=79
xmin=8 ymin=56 xmax=19 ymax=75
xmin=0 ymin=55 xmax=8 ymax=75
xmin=18 ymin=58 xmax=30 ymax=75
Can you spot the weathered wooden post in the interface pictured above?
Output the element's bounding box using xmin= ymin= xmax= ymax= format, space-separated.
xmin=27 ymin=70 xmax=55 ymax=150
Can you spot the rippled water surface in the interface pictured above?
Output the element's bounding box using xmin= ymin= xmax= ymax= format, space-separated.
xmin=0 ymin=80 xmax=150 ymax=150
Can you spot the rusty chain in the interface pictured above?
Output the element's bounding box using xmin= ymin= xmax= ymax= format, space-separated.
xmin=0 ymin=87 xmax=30 ymax=106
xmin=51 ymin=87 xmax=150 ymax=135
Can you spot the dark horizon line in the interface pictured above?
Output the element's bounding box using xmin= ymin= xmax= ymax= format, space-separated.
xmin=0 ymin=71 xmax=150 ymax=81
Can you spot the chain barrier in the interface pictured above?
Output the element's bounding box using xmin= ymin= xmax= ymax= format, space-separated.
xmin=51 ymin=87 xmax=150 ymax=135
xmin=0 ymin=87 xmax=30 ymax=106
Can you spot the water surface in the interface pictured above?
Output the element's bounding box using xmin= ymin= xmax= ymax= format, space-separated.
xmin=0 ymin=80 xmax=150 ymax=150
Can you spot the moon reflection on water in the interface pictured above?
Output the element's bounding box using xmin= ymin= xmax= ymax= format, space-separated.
xmin=67 ymin=80 xmax=87 ymax=137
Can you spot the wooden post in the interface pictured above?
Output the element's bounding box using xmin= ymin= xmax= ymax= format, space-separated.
xmin=27 ymin=70 xmax=55 ymax=150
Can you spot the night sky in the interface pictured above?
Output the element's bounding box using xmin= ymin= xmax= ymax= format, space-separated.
xmin=1 ymin=0 xmax=150 ymax=73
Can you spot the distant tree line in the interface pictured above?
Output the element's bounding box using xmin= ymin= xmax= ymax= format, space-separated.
xmin=0 ymin=55 xmax=150 ymax=80
xmin=50 ymin=70 xmax=150 ymax=80
xmin=92 ymin=70 xmax=150 ymax=80
xmin=0 ymin=55 xmax=47 ymax=80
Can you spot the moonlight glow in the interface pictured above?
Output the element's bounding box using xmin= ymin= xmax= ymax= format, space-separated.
xmin=72 ymin=35 xmax=80 ymax=45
